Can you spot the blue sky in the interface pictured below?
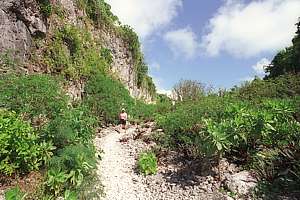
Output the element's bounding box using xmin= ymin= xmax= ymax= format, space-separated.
xmin=106 ymin=0 xmax=300 ymax=94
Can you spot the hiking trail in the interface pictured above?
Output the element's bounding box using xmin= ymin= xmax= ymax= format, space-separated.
xmin=94 ymin=125 xmax=227 ymax=200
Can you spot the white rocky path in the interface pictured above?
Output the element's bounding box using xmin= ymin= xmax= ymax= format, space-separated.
xmin=94 ymin=125 xmax=228 ymax=200
xmin=94 ymin=126 xmax=151 ymax=200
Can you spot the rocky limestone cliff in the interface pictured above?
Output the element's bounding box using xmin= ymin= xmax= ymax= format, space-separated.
xmin=0 ymin=0 xmax=46 ymax=61
xmin=100 ymin=29 xmax=154 ymax=102
xmin=0 ymin=0 xmax=155 ymax=103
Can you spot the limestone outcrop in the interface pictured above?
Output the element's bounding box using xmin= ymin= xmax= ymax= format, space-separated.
xmin=0 ymin=0 xmax=46 ymax=60
xmin=0 ymin=0 xmax=155 ymax=103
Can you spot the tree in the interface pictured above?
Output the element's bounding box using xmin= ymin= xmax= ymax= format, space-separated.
xmin=292 ymin=18 xmax=300 ymax=70
xmin=172 ymin=79 xmax=206 ymax=101
xmin=265 ymin=18 xmax=300 ymax=78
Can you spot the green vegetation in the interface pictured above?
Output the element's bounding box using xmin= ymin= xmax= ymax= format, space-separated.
xmin=84 ymin=71 xmax=135 ymax=123
xmin=138 ymin=151 xmax=158 ymax=175
xmin=154 ymin=88 xmax=300 ymax=197
xmin=0 ymin=74 xmax=67 ymax=120
xmin=266 ymin=20 xmax=300 ymax=78
xmin=37 ymin=0 xmax=52 ymax=17
xmin=38 ymin=0 xmax=155 ymax=96
xmin=46 ymin=144 xmax=97 ymax=196
xmin=2 ymin=0 xmax=298 ymax=198
xmin=0 ymin=74 xmax=100 ymax=198
xmin=231 ymin=74 xmax=300 ymax=100
xmin=76 ymin=0 xmax=119 ymax=26
xmin=70 ymin=0 xmax=156 ymax=95
xmin=0 ymin=109 xmax=54 ymax=175
xmin=5 ymin=186 xmax=26 ymax=200
xmin=44 ymin=25 xmax=109 ymax=78
xmin=45 ymin=105 xmax=97 ymax=147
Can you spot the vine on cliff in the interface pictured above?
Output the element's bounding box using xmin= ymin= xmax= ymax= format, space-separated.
xmin=76 ymin=0 xmax=119 ymax=26
xmin=119 ymin=25 xmax=156 ymax=97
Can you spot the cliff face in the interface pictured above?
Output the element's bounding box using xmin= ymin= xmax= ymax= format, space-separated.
xmin=100 ymin=29 xmax=154 ymax=102
xmin=0 ymin=0 xmax=46 ymax=60
xmin=0 ymin=0 xmax=155 ymax=103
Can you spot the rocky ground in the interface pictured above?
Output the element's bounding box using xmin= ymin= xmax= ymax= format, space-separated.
xmin=95 ymin=124 xmax=237 ymax=200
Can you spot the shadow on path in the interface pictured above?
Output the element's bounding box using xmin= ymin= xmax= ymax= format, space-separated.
xmin=159 ymin=152 xmax=218 ymax=188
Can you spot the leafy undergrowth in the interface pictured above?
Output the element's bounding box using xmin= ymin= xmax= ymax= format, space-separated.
xmin=152 ymin=76 xmax=300 ymax=197
xmin=0 ymin=74 xmax=102 ymax=199
xmin=5 ymin=186 xmax=26 ymax=200
xmin=137 ymin=151 xmax=158 ymax=176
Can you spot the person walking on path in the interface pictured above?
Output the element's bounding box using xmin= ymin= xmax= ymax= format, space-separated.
xmin=119 ymin=108 xmax=128 ymax=131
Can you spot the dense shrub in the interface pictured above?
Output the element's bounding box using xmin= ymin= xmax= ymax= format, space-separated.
xmin=45 ymin=25 xmax=109 ymax=78
xmin=0 ymin=73 xmax=100 ymax=197
xmin=45 ymin=105 xmax=97 ymax=148
xmin=156 ymin=96 xmax=300 ymax=190
xmin=76 ymin=0 xmax=119 ymax=26
xmin=84 ymin=71 xmax=135 ymax=123
xmin=0 ymin=109 xmax=54 ymax=175
xmin=0 ymin=74 xmax=67 ymax=120
xmin=46 ymin=144 xmax=97 ymax=195
xmin=156 ymin=97 xmax=228 ymax=136
xmin=265 ymin=20 xmax=300 ymax=78
xmin=231 ymin=74 xmax=300 ymax=100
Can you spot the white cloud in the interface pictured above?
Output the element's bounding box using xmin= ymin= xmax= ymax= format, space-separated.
xmin=152 ymin=76 xmax=172 ymax=96
xmin=106 ymin=0 xmax=182 ymax=38
xmin=239 ymin=76 xmax=255 ymax=82
xmin=238 ymin=57 xmax=271 ymax=83
xmin=157 ymin=89 xmax=173 ymax=96
xmin=164 ymin=27 xmax=199 ymax=59
xmin=202 ymin=0 xmax=300 ymax=57
xmin=150 ymin=62 xmax=161 ymax=71
xmin=252 ymin=57 xmax=271 ymax=74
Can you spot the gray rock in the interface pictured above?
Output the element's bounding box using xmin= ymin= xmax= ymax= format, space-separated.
xmin=0 ymin=0 xmax=46 ymax=60
xmin=65 ymin=79 xmax=85 ymax=102
xmin=225 ymin=171 xmax=257 ymax=195
xmin=58 ymin=0 xmax=77 ymax=24
xmin=99 ymin=29 xmax=155 ymax=103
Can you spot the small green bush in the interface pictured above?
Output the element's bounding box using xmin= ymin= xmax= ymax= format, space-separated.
xmin=0 ymin=109 xmax=54 ymax=175
xmin=100 ymin=48 xmax=113 ymax=66
xmin=37 ymin=0 xmax=52 ymax=17
xmin=137 ymin=151 xmax=158 ymax=175
xmin=5 ymin=186 xmax=26 ymax=200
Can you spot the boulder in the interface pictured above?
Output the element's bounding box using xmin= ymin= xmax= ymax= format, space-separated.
xmin=225 ymin=171 xmax=257 ymax=195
